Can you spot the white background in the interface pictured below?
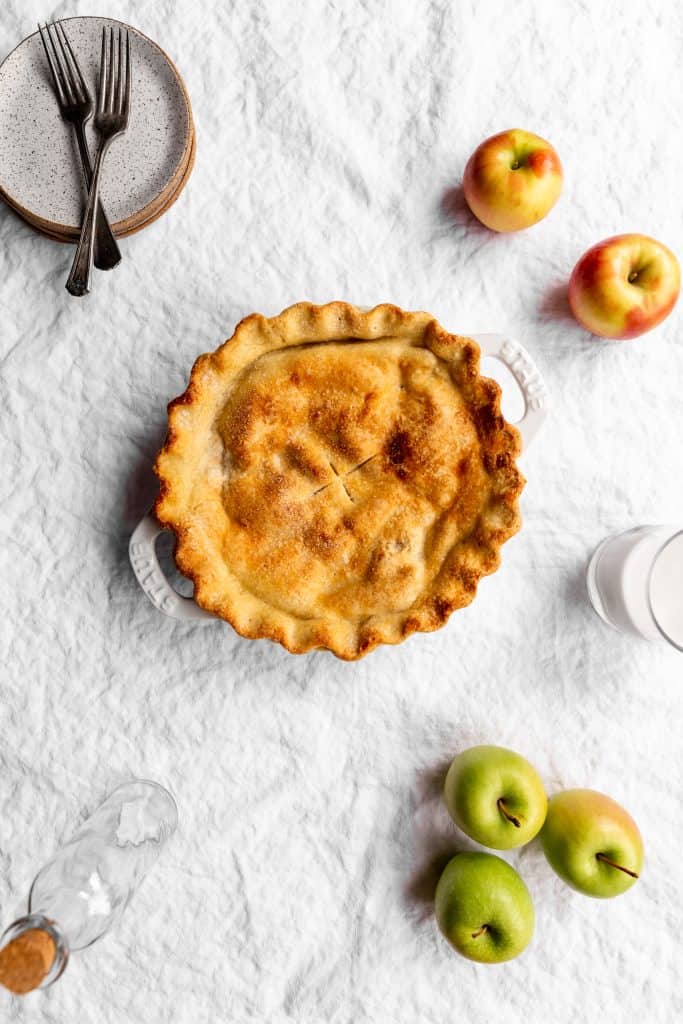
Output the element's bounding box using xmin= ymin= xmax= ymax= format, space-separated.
xmin=1 ymin=1 xmax=681 ymax=1021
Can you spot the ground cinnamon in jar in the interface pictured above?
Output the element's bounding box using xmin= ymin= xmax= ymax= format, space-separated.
xmin=0 ymin=928 xmax=55 ymax=995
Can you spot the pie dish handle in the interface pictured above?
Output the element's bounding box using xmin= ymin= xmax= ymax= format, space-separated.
xmin=129 ymin=515 xmax=215 ymax=622
xmin=470 ymin=333 xmax=549 ymax=450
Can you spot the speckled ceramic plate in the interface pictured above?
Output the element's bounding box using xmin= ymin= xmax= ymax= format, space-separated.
xmin=5 ymin=126 xmax=196 ymax=242
xmin=0 ymin=17 xmax=194 ymax=237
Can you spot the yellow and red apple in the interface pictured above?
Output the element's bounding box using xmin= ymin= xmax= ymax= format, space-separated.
xmin=568 ymin=234 xmax=680 ymax=340
xmin=463 ymin=129 xmax=563 ymax=233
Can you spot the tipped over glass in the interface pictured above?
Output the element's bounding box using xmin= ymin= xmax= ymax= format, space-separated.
xmin=0 ymin=779 xmax=178 ymax=990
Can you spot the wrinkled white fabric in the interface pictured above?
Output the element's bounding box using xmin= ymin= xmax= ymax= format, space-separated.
xmin=0 ymin=1 xmax=681 ymax=1021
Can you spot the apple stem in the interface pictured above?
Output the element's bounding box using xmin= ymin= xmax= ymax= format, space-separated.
xmin=497 ymin=798 xmax=521 ymax=828
xmin=471 ymin=925 xmax=488 ymax=939
xmin=596 ymin=853 xmax=639 ymax=879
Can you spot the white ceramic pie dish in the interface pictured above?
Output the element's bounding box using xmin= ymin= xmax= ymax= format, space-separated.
xmin=129 ymin=332 xmax=549 ymax=624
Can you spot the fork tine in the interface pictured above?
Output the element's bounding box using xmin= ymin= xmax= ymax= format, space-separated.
xmin=38 ymin=23 xmax=67 ymax=106
xmin=107 ymin=26 xmax=116 ymax=113
xmin=116 ymin=28 xmax=123 ymax=114
xmin=51 ymin=21 xmax=80 ymax=104
xmin=97 ymin=26 xmax=108 ymax=116
xmin=38 ymin=24 xmax=65 ymax=104
xmin=55 ymin=21 xmax=89 ymax=103
xmin=46 ymin=22 xmax=75 ymax=105
xmin=124 ymin=31 xmax=131 ymax=119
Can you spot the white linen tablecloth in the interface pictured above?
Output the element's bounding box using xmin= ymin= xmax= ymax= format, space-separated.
xmin=1 ymin=1 xmax=681 ymax=1021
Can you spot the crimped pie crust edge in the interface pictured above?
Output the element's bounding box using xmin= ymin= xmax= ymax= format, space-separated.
xmin=154 ymin=301 xmax=525 ymax=660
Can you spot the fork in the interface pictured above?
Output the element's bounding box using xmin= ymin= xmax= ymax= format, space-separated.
xmin=66 ymin=27 xmax=131 ymax=297
xmin=38 ymin=21 xmax=120 ymax=272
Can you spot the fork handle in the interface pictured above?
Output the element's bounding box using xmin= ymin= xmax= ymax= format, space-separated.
xmin=66 ymin=139 xmax=111 ymax=297
xmin=74 ymin=123 xmax=120 ymax=272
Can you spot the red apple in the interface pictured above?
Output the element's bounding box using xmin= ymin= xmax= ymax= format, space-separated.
xmin=463 ymin=129 xmax=563 ymax=233
xmin=568 ymin=234 xmax=680 ymax=340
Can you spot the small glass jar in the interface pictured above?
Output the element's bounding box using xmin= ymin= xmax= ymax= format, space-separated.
xmin=0 ymin=779 xmax=177 ymax=990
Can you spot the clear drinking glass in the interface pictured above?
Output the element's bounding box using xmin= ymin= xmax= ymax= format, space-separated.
xmin=0 ymin=780 xmax=178 ymax=989
xmin=586 ymin=525 xmax=683 ymax=649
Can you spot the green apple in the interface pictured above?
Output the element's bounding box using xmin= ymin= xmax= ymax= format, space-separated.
xmin=444 ymin=745 xmax=547 ymax=850
xmin=435 ymin=852 xmax=534 ymax=963
xmin=540 ymin=789 xmax=644 ymax=898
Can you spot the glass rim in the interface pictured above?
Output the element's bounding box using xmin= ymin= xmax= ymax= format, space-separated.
xmin=647 ymin=528 xmax=683 ymax=653
xmin=95 ymin=778 xmax=179 ymax=834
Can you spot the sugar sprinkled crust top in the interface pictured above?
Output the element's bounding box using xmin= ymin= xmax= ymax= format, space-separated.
xmin=154 ymin=302 xmax=525 ymax=659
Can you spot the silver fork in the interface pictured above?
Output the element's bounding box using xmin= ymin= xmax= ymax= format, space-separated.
xmin=66 ymin=26 xmax=131 ymax=297
xmin=38 ymin=21 xmax=120 ymax=272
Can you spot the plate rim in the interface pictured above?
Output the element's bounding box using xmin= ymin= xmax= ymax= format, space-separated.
xmin=3 ymin=127 xmax=196 ymax=242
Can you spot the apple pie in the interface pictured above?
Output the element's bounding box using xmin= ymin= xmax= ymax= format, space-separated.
xmin=154 ymin=302 xmax=525 ymax=659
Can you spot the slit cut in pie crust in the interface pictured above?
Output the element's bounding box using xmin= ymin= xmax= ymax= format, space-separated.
xmin=154 ymin=302 xmax=525 ymax=660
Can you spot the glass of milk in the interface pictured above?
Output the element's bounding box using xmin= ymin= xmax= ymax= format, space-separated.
xmin=587 ymin=525 xmax=683 ymax=649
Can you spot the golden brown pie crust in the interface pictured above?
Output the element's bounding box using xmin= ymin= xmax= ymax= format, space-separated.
xmin=154 ymin=302 xmax=525 ymax=660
